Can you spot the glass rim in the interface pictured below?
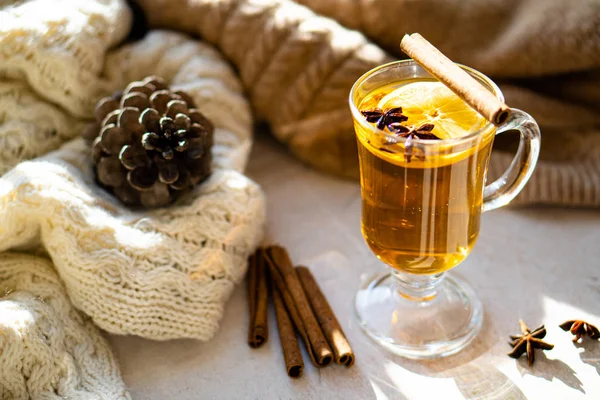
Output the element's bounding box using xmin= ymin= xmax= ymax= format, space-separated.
xmin=348 ymin=59 xmax=505 ymax=146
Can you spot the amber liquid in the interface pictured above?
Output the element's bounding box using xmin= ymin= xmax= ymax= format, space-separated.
xmin=356 ymin=83 xmax=495 ymax=275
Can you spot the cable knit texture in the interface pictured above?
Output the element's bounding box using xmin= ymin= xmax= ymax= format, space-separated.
xmin=0 ymin=253 xmax=130 ymax=400
xmin=137 ymin=0 xmax=600 ymax=206
xmin=0 ymin=139 xmax=265 ymax=340
xmin=295 ymin=0 xmax=600 ymax=77
xmin=0 ymin=0 xmax=132 ymax=175
xmin=0 ymin=29 xmax=266 ymax=341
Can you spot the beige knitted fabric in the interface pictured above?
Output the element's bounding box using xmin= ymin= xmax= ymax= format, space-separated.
xmin=0 ymin=253 xmax=130 ymax=400
xmin=0 ymin=0 xmax=132 ymax=175
xmin=295 ymin=0 xmax=600 ymax=78
xmin=137 ymin=0 xmax=600 ymax=206
xmin=0 ymin=31 xmax=266 ymax=341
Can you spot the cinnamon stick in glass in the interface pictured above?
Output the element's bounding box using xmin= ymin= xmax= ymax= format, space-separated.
xmin=247 ymin=249 xmax=269 ymax=348
xmin=400 ymin=33 xmax=510 ymax=126
xmin=273 ymin=286 xmax=304 ymax=378
xmin=265 ymin=245 xmax=333 ymax=367
xmin=296 ymin=266 xmax=355 ymax=367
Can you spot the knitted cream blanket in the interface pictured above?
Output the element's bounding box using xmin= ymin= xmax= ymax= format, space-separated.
xmin=0 ymin=1 xmax=265 ymax=398
xmin=137 ymin=0 xmax=600 ymax=207
xmin=0 ymin=253 xmax=131 ymax=399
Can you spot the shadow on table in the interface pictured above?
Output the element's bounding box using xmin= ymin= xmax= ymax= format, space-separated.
xmin=576 ymin=340 xmax=600 ymax=375
xmin=362 ymin=309 xmax=528 ymax=399
xmin=452 ymin=363 xmax=527 ymax=400
xmin=370 ymin=358 xmax=526 ymax=400
xmin=516 ymin=351 xmax=584 ymax=394
xmin=389 ymin=306 xmax=496 ymax=373
xmin=488 ymin=207 xmax=600 ymax=332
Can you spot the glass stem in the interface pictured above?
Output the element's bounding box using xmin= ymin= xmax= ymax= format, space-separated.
xmin=392 ymin=269 xmax=445 ymax=302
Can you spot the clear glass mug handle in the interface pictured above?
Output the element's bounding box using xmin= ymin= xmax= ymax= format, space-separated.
xmin=483 ymin=109 xmax=541 ymax=212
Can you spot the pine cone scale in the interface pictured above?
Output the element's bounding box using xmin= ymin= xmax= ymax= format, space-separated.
xmin=166 ymin=100 xmax=188 ymax=119
xmin=124 ymin=82 xmax=155 ymax=97
xmin=141 ymin=108 xmax=161 ymax=132
xmin=156 ymin=158 xmax=179 ymax=184
xmin=100 ymin=125 xmax=128 ymax=154
xmin=120 ymin=145 xmax=150 ymax=170
xmin=187 ymin=138 xmax=205 ymax=159
xmin=119 ymin=108 xmax=142 ymax=131
xmin=102 ymin=110 xmax=120 ymax=128
xmin=150 ymin=90 xmax=172 ymax=114
xmin=140 ymin=183 xmax=171 ymax=208
xmin=128 ymin=166 xmax=158 ymax=191
xmin=95 ymin=98 xmax=119 ymax=122
xmin=97 ymin=156 xmax=125 ymax=188
xmin=121 ymin=92 xmax=150 ymax=110
xmin=170 ymin=167 xmax=191 ymax=190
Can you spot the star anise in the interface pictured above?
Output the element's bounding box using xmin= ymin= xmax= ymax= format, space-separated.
xmin=388 ymin=122 xmax=438 ymax=140
xmin=387 ymin=123 xmax=440 ymax=162
xmin=559 ymin=320 xmax=600 ymax=342
xmin=508 ymin=320 xmax=554 ymax=366
xmin=361 ymin=107 xmax=408 ymax=130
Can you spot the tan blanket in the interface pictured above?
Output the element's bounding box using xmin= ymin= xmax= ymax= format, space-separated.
xmin=135 ymin=0 xmax=600 ymax=207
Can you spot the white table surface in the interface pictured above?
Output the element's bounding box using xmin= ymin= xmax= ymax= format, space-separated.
xmin=109 ymin=134 xmax=600 ymax=400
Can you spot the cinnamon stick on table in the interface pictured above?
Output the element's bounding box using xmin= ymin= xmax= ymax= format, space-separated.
xmin=296 ymin=266 xmax=355 ymax=367
xmin=265 ymin=245 xmax=333 ymax=367
xmin=400 ymin=33 xmax=510 ymax=126
xmin=247 ymin=249 xmax=269 ymax=348
xmin=273 ymin=286 xmax=304 ymax=378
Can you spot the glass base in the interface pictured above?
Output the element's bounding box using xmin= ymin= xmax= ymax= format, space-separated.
xmin=355 ymin=271 xmax=483 ymax=359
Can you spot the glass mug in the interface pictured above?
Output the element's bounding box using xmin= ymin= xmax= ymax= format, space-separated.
xmin=349 ymin=60 xmax=540 ymax=358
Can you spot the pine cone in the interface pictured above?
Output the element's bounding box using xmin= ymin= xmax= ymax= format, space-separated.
xmin=84 ymin=76 xmax=214 ymax=208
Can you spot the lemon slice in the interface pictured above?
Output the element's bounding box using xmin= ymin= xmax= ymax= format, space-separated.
xmin=377 ymin=81 xmax=487 ymax=139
